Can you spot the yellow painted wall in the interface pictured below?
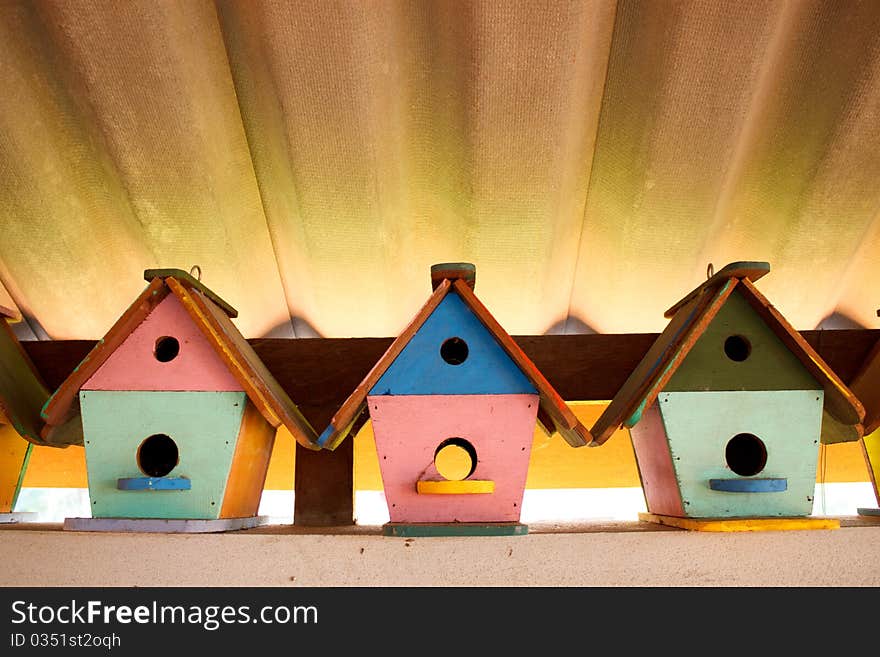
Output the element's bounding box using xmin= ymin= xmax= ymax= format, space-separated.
xmin=22 ymin=402 xmax=872 ymax=489
xmin=862 ymin=427 xmax=880 ymax=504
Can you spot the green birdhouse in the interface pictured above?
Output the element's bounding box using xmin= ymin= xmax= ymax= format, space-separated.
xmin=590 ymin=262 xmax=865 ymax=528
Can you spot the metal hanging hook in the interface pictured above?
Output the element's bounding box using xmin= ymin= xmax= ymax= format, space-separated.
xmin=190 ymin=265 xmax=202 ymax=282
xmin=706 ymin=262 xmax=714 ymax=279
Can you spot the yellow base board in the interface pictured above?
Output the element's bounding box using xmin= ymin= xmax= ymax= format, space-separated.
xmin=638 ymin=512 xmax=840 ymax=532
xmin=416 ymin=480 xmax=495 ymax=494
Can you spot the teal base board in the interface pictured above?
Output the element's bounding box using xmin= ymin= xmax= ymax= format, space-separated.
xmin=857 ymin=508 xmax=880 ymax=517
xmin=383 ymin=522 xmax=528 ymax=537
xmin=0 ymin=512 xmax=37 ymax=524
xmin=63 ymin=516 xmax=269 ymax=533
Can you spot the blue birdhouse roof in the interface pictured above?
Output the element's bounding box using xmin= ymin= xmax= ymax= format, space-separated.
xmin=318 ymin=264 xmax=592 ymax=450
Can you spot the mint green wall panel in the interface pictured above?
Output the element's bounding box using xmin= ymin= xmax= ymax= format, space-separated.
xmin=80 ymin=391 xmax=246 ymax=519
xmin=665 ymin=289 xmax=818 ymax=392
xmin=659 ymin=390 xmax=823 ymax=518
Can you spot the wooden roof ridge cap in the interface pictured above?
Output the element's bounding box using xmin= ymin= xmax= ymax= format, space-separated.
xmin=144 ymin=268 xmax=238 ymax=318
xmin=317 ymin=279 xmax=454 ymax=449
xmin=664 ymin=261 xmax=770 ymax=319
xmin=166 ymin=279 xmax=320 ymax=449
xmin=430 ymin=262 xmax=476 ymax=290
xmin=737 ymin=278 xmax=865 ymax=427
xmin=40 ymin=277 xmax=169 ymax=428
xmin=588 ymin=280 xmax=738 ymax=446
xmin=451 ymin=279 xmax=592 ymax=447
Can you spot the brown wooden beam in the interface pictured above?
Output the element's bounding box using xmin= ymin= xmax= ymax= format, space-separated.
xmin=22 ymin=329 xmax=880 ymax=525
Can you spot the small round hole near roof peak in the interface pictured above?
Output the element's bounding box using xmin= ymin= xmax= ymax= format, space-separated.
xmin=431 ymin=263 xmax=476 ymax=291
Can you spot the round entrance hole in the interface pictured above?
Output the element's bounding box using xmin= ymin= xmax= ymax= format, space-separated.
xmin=725 ymin=433 xmax=767 ymax=477
xmin=434 ymin=438 xmax=477 ymax=481
xmin=137 ymin=433 xmax=179 ymax=477
xmin=154 ymin=336 xmax=180 ymax=362
xmin=440 ymin=337 xmax=469 ymax=365
xmin=723 ymin=335 xmax=751 ymax=362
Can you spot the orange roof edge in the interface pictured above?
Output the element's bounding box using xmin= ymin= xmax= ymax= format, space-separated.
xmin=318 ymin=269 xmax=592 ymax=450
xmin=41 ymin=273 xmax=319 ymax=449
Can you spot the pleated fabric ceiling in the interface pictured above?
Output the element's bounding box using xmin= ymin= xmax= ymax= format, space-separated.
xmin=1 ymin=0 xmax=879 ymax=341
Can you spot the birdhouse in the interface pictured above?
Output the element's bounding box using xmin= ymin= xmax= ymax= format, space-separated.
xmin=590 ymin=262 xmax=865 ymax=531
xmin=0 ymin=304 xmax=55 ymax=522
xmin=845 ymin=311 xmax=880 ymax=517
xmin=40 ymin=269 xmax=319 ymax=532
xmin=319 ymin=263 xmax=591 ymax=536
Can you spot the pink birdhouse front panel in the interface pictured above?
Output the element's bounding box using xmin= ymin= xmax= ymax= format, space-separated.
xmin=83 ymin=293 xmax=243 ymax=392
xmin=368 ymin=393 xmax=538 ymax=523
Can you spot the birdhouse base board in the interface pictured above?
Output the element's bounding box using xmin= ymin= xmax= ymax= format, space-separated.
xmin=0 ymin=512 xmax=36 ymax=524
xmin=63 ymin=516 xmax=270 ymax=533
xmin=383 ymin=522 xmax=528 ymax=537
xmin=638 ymin=512 xmax=839 ymax=532
xmin=856 ymin=508 xmax=880 ymax=517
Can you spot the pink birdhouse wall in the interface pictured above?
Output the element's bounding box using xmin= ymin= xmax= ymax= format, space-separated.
xmin=369 ymin=394 xmax=538 ymax=524
xmin=84 ymin=294 xmax=243 ymax=392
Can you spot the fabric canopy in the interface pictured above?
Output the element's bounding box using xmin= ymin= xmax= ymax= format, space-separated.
xmin=1 ymin=0 xmax=879 ymax=341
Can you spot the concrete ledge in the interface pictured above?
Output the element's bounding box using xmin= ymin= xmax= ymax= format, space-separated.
xmin=1 ymin=517 xmax=878 ymax=586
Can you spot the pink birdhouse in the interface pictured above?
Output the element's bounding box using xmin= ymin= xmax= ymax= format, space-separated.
xmin=319 ymin=263 xmax=591 ymax=536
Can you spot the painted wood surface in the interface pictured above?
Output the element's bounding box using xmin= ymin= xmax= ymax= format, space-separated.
xmin=849 ymin=336 xmax=880 ymax=434
xmin=659 ymin=390 xmax=823 ymax=518
xmin=638 ymin=512 xmax=839 ymax=532
xmin=416 ymin=480 xmax=495 ymax=494
xmin=665 ymin=289 xmax=819 ymax=392
xmin=43 ymin=274 xmax=319 ymax=449
xmin=167 ymin=278 xmax=319 ymax=448
xmin=628 ymin=404 xmax=684 ymax=516
xmin=383 ymin=522 xmax=528 ymax=537
xmin=319 ymin=280 xmax=452 ymax=450
xmin=26 ymin=331 xmax=880 ymax=418
xmin=708 ymin=478 xmax=787 ymax=493
xmin=323 ymin=273 xmax=592 ymax=450
xmin=369 ymin=394 xmax=538 ymax=523
xmin=80 ymin=391 xmax=246 ymax=519
xmin=430 ymin=263 xmax=476 ymax=290
xmin=370 ymin=292 xmax=537 ymax=396
xmin=41 ymin=278 xmax=169 ymax=442
xmin=63 ymin=516 xmax=269 ymax=533
xmin=0 ymin=512 xmax=35 ymax=524
xmin=144 ymin=269 xmax=238 ymax=318
xmin=737 ymin=278 xmax=863 ymax=431
xmin=0 ymin=304 xmax=20 ymax=321
xmin=24 ymin=329 xmax=880 ymax=525
xmin=663 ymin=261 xmax=770 ymax=319
xmin=594 ymin=270 xmax=863 ymax=447
xmin=449 ymin=279 xmax=591 ymax=447
xmin=220 ymin=400 xmax=276 ymax=519
xmin=0 ymin=318 xmax=50 ymax=445
xmin=84 ymin=293 xmax=243 ymax=392
xmin=863 ymin=427 xmax=880 ymax=507
xmin=117 ymin=477 xmax=192 ymax=491
xmin=0 ymin=423 xmax=30 ymax=513
xmin=591 ymin=279 xmax=736 ymax=444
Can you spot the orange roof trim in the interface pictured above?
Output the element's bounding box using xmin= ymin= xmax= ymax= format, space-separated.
xmin=41 ymin=270 xmax=319 ymax=449
xmin=590 ymin=262 xmax=864 ymax=447
xmin=318 ymin=264 xmax=592 ymax=450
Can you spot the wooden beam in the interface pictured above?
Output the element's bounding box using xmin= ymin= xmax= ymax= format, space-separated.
xmin=21 ymin=329 xmax=880 ymax=525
